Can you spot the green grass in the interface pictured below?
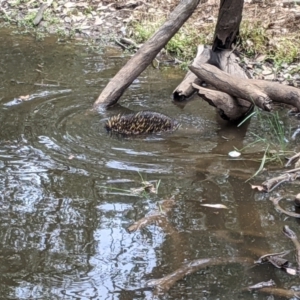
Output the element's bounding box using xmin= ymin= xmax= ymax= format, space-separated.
xmin=131 ymin=17 xmax=300 ymax=66
xmin=132 ymin=19 xmax=213 ymax=62
xmin=239 ymin=20 xmax=269 ymax=57
xmin=270 ymin=38 xmax=300 ymax=65
xmin=239 ymin=20 xmax=300 ymax=65
xmin=238 ymin=109 xmax=292 ymax=180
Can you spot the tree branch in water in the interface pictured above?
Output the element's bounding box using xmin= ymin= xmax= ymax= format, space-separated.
xmin=146 ymin=256 xmax=252 ymax=294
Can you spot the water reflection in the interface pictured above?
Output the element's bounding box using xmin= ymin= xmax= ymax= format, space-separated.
xmin=1 ymin=28 xmax=300 ymax=299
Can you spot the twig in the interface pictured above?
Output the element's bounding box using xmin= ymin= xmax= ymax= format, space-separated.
xmin=270 ymin=197 xmax=300 ymax=219
xmin=262 ymin=172 xmax=300 ymax=192
xmin=146 ymin=257 xmax=252 ymax=294
xmin=283 ymin=225 xmax=300 ymax=269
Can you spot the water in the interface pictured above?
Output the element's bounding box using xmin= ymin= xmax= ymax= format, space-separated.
xmin=0 ymin=28 xmax=300 ymax=299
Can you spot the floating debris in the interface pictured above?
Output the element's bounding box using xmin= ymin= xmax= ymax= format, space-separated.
xmin=228 ymin=150 xmax=241 ymax=158
xmin=200 ymin=204 xmax=229 ymax=209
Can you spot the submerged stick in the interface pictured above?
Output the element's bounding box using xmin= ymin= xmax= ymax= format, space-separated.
xmin=262 ymin=172 xmax=300 ymax=192
xmin=270 ymin=197 xmax=300 ymax=219
xmin=192 ymin=83 xmax=251 ymax=121
xmin=128 ymin=198 xmax=176 ymax=233
xmin=283 ymin=225 xmax=300 ymax=268
xmin=128 ymin=214 xmax=176 ymax=233
xmin=146 ymin=256 xmax=252 ymax=294
xmin=256 ymin=287 xmax=300 ymax=299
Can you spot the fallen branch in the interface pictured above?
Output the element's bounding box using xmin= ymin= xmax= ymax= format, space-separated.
xmin=146 ymin=257 xmax=252 ymax=294
xmin=285 ymin=152 xmax=300 ymax=167
xmin=173 ymin=48 xmax=253 ymax=120
xmin=283 ymin=225 xmax=300 ymax=268
xmin=189 ymin=64 xmax=272 ymax=111
xmin=93 ymin=0 xmax=200 ymax=110
xmin=270 ymin=197 xmax=300 ymax=218
xmin=189 ymin=64 xmax=300 ymax=111
xmin=127 ymin=198 xmax=176 ymax=233
xmin=173 ymin=45 xmax=210 ymax=101
xmin=262 ymin=171 xmax=300 ymax=192
xmin=192 ymin=83 xmax=251 ymax=121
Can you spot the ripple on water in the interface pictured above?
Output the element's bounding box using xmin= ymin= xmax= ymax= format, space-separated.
xmin=1 ymin=30 xmax=278 ymax=300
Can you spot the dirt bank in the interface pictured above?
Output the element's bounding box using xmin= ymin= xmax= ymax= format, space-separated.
xmin=1 ymin=0 xmax=300 ymax=83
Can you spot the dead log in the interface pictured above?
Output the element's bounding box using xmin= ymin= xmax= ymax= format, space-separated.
xmin=93 ymin=0 xmax=200 ymax=110
xmin=192 ymin=83 xmax=251 ymax=121
xmin=189 ymin=49 xmax=253 ymax=120
xmin=216 ymin=50 xmax=250 ymax=79
xmin=173 ymin=48 xmax=253 ymax=121
xmin=189 ymin=64 xmax=300 ymax=112
xmin=173 ymin=45 xmax=210 ymax=101
xmin=173 ymin=0 xmax=249 ymax=119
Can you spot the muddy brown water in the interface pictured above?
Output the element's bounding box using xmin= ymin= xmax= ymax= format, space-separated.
xmin=1 ymin=28 xmax=300 ymax=299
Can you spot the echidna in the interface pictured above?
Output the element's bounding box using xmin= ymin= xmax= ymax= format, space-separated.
xmin=105 ymin=111 xmax=180 ymax=135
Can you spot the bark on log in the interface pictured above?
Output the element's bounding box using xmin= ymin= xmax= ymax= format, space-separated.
xmin=173 ymin=47 xmax=251 ymax=102
xmin=173 ymin=0 xmax=246 ymax=118
xmin=190 ymin=50 xmax=253 ymax=120
xmin=189 ymin=64 xmax=300 ymax=112
xmin=216 ymin=50 xmax=250 ymax=79
xmin=192 ymin=83 xmax=251 ymax=121
xmin=173 ymin=45 xmax=210 ymax=101
xmin=212 ymin=0 xmax=244 ymax=51
xmin=93 ymin=0 xmax=200 ymax=110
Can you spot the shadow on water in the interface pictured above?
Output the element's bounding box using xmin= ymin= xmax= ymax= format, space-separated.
xmin=0 ymin=28 xmax=299 ymax=299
